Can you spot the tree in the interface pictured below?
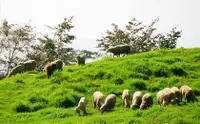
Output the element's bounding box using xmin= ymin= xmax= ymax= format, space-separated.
xmin=27 ymin=17 xmax=76 ymax=69
xmin=0 ymin=20 xmax=36 ymax=75
xmin=97 ymin=17 xmax=182 ymax=53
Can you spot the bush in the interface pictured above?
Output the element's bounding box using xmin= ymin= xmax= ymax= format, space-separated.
xmin=170 ymin=65 xmax=186 ymax=76
xmin=134 ymin=64 xmax=152 ymax=76
xmin=94 ymin=71 xmax=106 ymax=79
xmin=112 ymin=78 xmax=124 ymax=85
xmin=94 ymin=119 xmax=107 ymax=124
xmin=28 ymin=96 xmax=48 ymax=104
xmin=130 ymin=80 xmax=146 ymax=90
xmin=105 ymin=73 xmax=113 ymax=79
xmin=15 ymin=79 xmax=25 ymax=84
xmin=12 ymin=101 xmax=31 ymax=113
xmin=32 ymin=102 xmax=46 ymax=112
xmin=154 ymin=65 xmax=170 ymax=77
xmin=129 ymin=73 xmax=149 ymax=80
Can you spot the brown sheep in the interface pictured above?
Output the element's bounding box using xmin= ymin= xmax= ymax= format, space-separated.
xmin=171 ymin=87 xmax=181 ymax=105
xmin=140 ymin=93 xmax=153 ymax=109
xmin=122 ymin=89 xmax=130 ymax=108
xmin=75 ymin=97 xmax=87 ymax=115
xmin=100 ymin=94 xmax=116 ymax=114
xmin=106 ymin=44 xmax=131 ymax=57
xmin=130 ymin=91 xmax=143 ymax=109
xmin=44 ymin=62 xmax=57 ymax=78
xmin=157 ymin=90 xmax=170 ymax=106
xmin=93 ymin=91 xmax=105 ymax=109
xmin=52 ymin=59 xmax=63 ymax=71
xmin=180 ymin=85 xmax=198 ymax=103
xmin=77 ymin=56 xmax=85 ymax=65
xmin=163 ymin=88 xmax=176 ymax=104
xmin=8 ymin=65 xmax=24 ymax=77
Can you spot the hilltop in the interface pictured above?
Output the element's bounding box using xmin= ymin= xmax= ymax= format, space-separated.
xmin=0 ymin=48 xmax=200 ymax=124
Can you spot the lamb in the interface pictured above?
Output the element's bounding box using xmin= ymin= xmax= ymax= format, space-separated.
xmin=77 ymin=56 xmax=85 ymax=65
xmin=171 ymin=87 xmax=181 ymax=105
xmin=106 ymin=44 xmax=131 ymax=57
xmin=140 ymin=93 xmax=153 ymax=109
xmin=44 ymin=62 xmax=57 ymax=78
xmin=122 ymin=89 xmax=130 ymax=108
xmin=163 ymin=88 xmax=176 ymax=104
xmin=93 ymin=91 xmax=105 ymax=109
xmin=130 ymin=91 xmax=143 ymax=109
xmin=157 ymin=90 xmax=170 ymax=106
xmin=8 ymin=65 xmax=24 ymax=77
xmin=75 ymin=97 xmax=87 ymax=115
xmin=52 ymin=59 xmax=63 ymax=71
xmin=100 ymin=94 xmax=116 ymax=114
xmin=180 ymin=85 xmax=198 ymax=103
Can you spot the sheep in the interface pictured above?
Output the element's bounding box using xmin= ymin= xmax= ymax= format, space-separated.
xmin=75 ymin=97 xmax=87 ymax=115
xmin=106 ymin=44 xmax=131 ymax=57
xmin=8 ymin=65 xmax=24 ymax=77
xmin=130 ymin=91 xmax=143 ymax=109
xmin=93 ymin=91 xmax=105 ymax=109
xmin=163 ymin=88 xmax=176 ymax=104
xmin=157 ymin=90 xmax=170 ymax=106
xmin=180 ymin=85 xmax=198 ymax=103
xmin=122 ymin=89 xmax=130 ymax=108
xmin=140 ymin=93 xmax=153 ymax=109
xmin=44 ymin=62 xmax=57 ymax=78
xmin=52 ymin=59 xmax=63 ymax=71
xmin=77 ymin=55 xmax=85 ymax=65
xmin=21 ymin=60 xmax=37 ymax=72
xmin=100 ymin=94 xmax=116 ymax=114
xmin=171 ymin=87 xmax=181 ymax=105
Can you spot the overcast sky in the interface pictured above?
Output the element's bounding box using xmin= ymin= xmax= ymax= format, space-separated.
xmin=0 ymin=0 xmax=200 ymax=51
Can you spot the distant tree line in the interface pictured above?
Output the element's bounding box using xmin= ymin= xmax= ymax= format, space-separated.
xmin=97 ymin=17 xmax=182 ymax=53
xmin=0 ymin=17 xmax=182 ymax=75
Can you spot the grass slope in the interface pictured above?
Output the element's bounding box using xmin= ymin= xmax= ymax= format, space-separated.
xmin=0 ymin=48 xmax=200 ymax=124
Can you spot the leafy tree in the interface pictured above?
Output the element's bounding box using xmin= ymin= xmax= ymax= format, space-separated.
xmin=97 ymin=17 xmax=182 ymax=53
xmin=0 ymin=20 xmax=36 ymax=75
xmin=27 ymin=17 xmax=75 ymax=69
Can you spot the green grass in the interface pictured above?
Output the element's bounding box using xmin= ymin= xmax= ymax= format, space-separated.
xmin=0 ymin=48 xmax=200 ymax=124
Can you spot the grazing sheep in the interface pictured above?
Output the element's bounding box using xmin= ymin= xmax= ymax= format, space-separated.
xmin=106 ymin=44 xmax=131 ymax=57
xmin=8 ymin=65 xmax=24 ymax=77
xmin=77 ymin=56 xmax=85 ymax=65
xmin=52 ymin=59 xmax=63 ymax=71
xmin=180 ymin=85 xmax=198 ymax=103
xmin=171 ymin=87 xmax=181 ymax=105
xmin=122 ymin=89 xmax=130 ymax=108
xmin=130 ymin=91 xmax=143 ymax=109
xmin=157 ymin=90 xmax=170 ymax=106
xmin=140 ymin=93 xmax=153 ymax=109
xmin=93 ymin=91 xmax=105 ymax=109
xmin=75 ymin=97 xmax=87 ymax=115
xmin=44 ymin=62 xmax=57 ymax=78
xmin=21 ymin=60 xmax=37 ymax=72
xmin=163 ymin=88 xmax=176 ymax=104
xmin=100 ymin=94 xmax=116 ymax=114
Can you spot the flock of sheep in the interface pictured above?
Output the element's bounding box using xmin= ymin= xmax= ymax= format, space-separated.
xmin=75 ymin=85 xmax=198 ymax=115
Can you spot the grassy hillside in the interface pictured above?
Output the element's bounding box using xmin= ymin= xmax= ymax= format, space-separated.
xmin=0 ymin=48 xmax=200 ymax=124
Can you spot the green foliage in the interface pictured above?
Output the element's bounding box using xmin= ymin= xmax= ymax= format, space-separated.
xmin=97 ymin=17 xmax=182 ymax=53
xmin=11 ymin=101 xmax=32 ymax=113
xmin=130 ymin=79 xmax=147 ymax=90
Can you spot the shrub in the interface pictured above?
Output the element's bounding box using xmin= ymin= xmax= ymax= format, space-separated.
xmin=12 ymin=101 xmax=31 ymax=113
xmin=15 ymin=79 xmax=25 ymax=84
xmin=130 ymin=80 xmax=146 ymax=90
xmin=134 ymin=64 xmax=152 ymax=76
xmin=94 ymin=119 xmax=107 ymax=124
xmin=112 ymin=78 xmax=124 ymax=85
xmin=28 ymin=96 xmax=48 ymax=104
xmin=154 ymin=65 xmax=170 ymax=77
xmin=94 ymin=71 xmax=106 ymax=79
xmin=32 ymin=102 xmax=46 ymax=112
xmin=129 ymin=73 xmax=149 ymax=80
xmin=105 ymin=73 xmax=113 ymax=79
xmin=170 ymin=65 xmax=186 ymax=76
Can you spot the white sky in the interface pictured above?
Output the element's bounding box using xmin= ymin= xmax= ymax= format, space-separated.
xmin=0 ymin=0 xmax=200 ymax=51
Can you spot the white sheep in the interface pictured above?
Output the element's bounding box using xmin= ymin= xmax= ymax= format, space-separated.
xmin=140 ymin=93 xmax=153 ymax=109
xmin=75 ymin=97 xmax=87 ymax=115
xmin=122 ymin=89 xmax=130 ymax=108
xmin=93 ymin=91 xmax=105 ymax=109
xmin=130 ymin=91 xmax=143 ymax=109
xmin=100 ymin=94 xmax=116 ymax=114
